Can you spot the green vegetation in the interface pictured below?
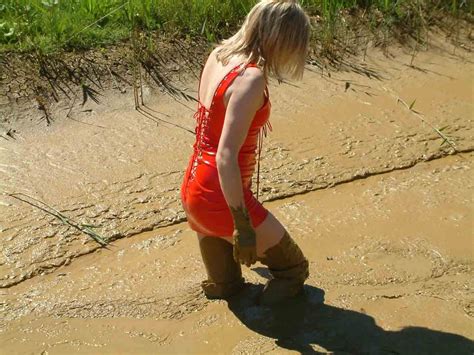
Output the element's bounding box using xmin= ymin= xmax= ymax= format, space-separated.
xmin=8 ymin=193 xmax=107 ymax=246
xmin=0 ymin=0 xmax=471 ymax=53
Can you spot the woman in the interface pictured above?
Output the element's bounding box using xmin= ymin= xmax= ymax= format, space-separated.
xmin=180 ymin=0 xmax=311 ymax=305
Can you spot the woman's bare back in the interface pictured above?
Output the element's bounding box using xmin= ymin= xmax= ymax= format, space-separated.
xmin=198 ymin=49 xmax=264 ymax=110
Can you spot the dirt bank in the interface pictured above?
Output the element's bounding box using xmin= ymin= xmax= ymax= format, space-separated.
xmin=0 ymin=33 xmax=473 ymax=353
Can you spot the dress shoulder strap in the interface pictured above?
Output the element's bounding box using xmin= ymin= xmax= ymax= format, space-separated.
xmin=213 ymin=63 xmax=246 ymax=100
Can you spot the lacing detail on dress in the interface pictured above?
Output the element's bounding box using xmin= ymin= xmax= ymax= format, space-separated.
xmin=256 ymin=119 xmax=273 ymax=201
xmin=190 ymin=102 xmax=211 ymax=181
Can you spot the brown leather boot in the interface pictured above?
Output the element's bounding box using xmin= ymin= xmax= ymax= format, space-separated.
xmin=199 ymin=236 xmax=245 ymax=299
xmin=257 ymin=230 xmax=309 ymax=306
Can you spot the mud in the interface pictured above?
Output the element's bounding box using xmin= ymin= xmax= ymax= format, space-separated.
xmin=0 ymin=33 xmax=473 ymax=353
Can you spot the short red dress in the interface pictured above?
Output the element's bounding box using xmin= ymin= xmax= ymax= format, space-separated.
xmin=180 ymin=62 xmax=272 ymax=237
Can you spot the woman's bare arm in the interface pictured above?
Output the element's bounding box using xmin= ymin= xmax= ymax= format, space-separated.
xmin=216 ymin=68 xmax=265 ymax=266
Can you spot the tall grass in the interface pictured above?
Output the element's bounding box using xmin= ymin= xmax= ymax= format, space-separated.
xmin=0 ymin=0 xmax=471 ymax=53
xmin=0 ymin=0 xmax=254 ymax=52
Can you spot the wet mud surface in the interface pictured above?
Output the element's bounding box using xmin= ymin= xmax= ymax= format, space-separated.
xmin=0 ymin=153 xmax=472 ymax=353
xmin=0 ymin=37 xmax=473 ymax=353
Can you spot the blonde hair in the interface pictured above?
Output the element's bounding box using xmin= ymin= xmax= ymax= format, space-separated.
xmin=215 ymin=0 xmax=311 ymax=80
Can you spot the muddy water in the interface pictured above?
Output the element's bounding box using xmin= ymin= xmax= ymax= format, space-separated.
xmin=0 ymin=36 xmax=473 ymax=353
xmin=0 ymin=153 xmax=472 ymax=353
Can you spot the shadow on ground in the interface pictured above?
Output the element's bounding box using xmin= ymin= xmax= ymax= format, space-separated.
xmin=227 ymin=279 xmax=473 ymax=354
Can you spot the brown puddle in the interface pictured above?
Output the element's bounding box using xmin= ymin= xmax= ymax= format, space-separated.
xmin=0 ymin=34 xmax=473 ymax=353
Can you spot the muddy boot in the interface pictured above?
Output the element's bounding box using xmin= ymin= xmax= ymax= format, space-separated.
xmin=257 ymin=230 xmax=309 ymax=306
xmin=199 ymin=236 xmax=245 ymax=299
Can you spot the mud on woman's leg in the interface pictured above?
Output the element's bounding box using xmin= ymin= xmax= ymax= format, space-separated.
xmin=197 ymin=233 xmax=244 ymax=299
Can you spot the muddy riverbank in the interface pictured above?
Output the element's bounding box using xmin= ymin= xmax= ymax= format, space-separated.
xmin=0 ymin=33 xmax=473 ymax=353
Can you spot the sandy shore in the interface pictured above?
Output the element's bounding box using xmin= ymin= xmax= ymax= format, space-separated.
xmin=0 ymin=34 xmax=473 ymax=353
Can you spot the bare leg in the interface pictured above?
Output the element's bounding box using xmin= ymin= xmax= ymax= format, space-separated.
xmin=254 ymin=211 xmax=286 ymax=257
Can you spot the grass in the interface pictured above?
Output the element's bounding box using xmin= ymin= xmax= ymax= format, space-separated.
xmin=397 ymin=97 xmax=458 ymax=152
xmin=0 ymin=0 xmax=254 ymax=52
xmin=7 ymin=192 xmax=108 ymax=246
xmin=0 ymin=0 xmax=471 ymax=53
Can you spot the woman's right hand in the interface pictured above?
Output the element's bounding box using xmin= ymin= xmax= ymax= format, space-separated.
xmin=233 ymin=228 xmax=257 ymax=267
xmin=231 ymin=205 xmax=258 ymax=267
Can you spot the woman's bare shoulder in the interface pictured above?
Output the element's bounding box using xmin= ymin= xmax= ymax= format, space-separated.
xmin=234 ymin=66 xmax=265 ymax=96
xmin=226 ymin=66 xmax=265 ymax=112
xmin=203 ymin=48 xmax=219 ymax=69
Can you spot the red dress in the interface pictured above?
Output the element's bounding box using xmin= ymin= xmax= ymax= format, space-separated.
xmin=180 ymin=62 xmax=272 ymax=237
